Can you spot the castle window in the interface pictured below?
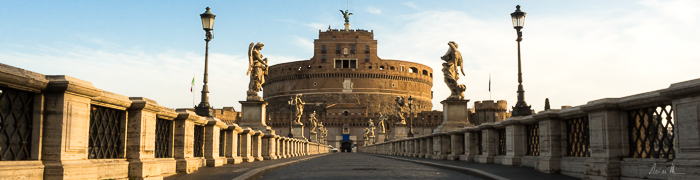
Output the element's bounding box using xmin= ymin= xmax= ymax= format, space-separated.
xmin=322 ymin=55 xmax=326 ymax=61
xmin=344 ymin=111 xmax=349 ymax=116
xmin=390 ymin=66 xmax=395 ymax=70
xmin=351 ymin=45 xmax=355 ymax=54
xmin=379 ymin=66 xmax=384 ymax=70
xmin=422 ymin=70 xmax=428 ymax=75
xmin=401 ymin=66 xmax=405 ymax=72
xmin=355 ymin=36 xmax=358 ymax=39
xmin=410 ymin=67 xmax=418 ymax=73
xmin=365 ymin=55 xmax=369 ymax=61
xmin=336 ymin=45 xmax=341 ymax=54
xmin=334 ymin=59 xmax=357 ymax=69
xmin=430 ymin=73 xmax=433 ymax=78
xmin=321 ymin=45 xmax=326 ymax=54
xmin=365 ymin=45 xmax=369 ymax=53
xmin=332 ymin=36 xmax=336 ymax=38
xmin=308 ymin=65 xmax=312 ymax=69
xmin=369 ymin=66 xmax=372 ymax=69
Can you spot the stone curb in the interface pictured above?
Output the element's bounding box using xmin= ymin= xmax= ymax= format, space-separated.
xmin=368 ymin=154 xmax=509 ymax=180
xmin=232 ymin=153 xmax=331 ymax=180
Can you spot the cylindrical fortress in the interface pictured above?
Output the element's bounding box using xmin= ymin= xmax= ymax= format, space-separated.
xmin=262 ymin=29 xmax=434 ymax=115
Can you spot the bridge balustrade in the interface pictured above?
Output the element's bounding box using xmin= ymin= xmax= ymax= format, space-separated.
xmin=362 ymin=78 xmax=700 ymax=180
xmin=0 ymin=63 xmax=329 ymax=180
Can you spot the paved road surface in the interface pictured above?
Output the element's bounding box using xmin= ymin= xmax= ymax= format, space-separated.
xmin=260 ymin=153 xmax=482 ymax=180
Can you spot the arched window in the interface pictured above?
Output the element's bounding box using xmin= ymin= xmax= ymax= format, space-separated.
xmin=343 ymin=111 xmax=349 ymax=117
xmin=422 ymin=70 xmax=428 ymax=75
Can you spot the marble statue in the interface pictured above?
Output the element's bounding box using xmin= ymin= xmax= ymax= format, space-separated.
xmin=340 ymin=10 xmax=353 ymax=23
xmin=292 ymin=94 xmax=305 ymax=125
xmin=309 ymin=111 xmax=318 ymax=133
xmin=395 ymin=96 xmax=406 ymax=123
xmin=246 ymin=42 xmax=269 ymax=101
xmin=441 ymin=41 xmax=466 ymax=100
xmin=368 ymin=119 xmax=375 ymax=137
xmin=377 ymin=113 xmax=387 ymax=133
xmin=363 ymin=128 xmax=370 ymax=140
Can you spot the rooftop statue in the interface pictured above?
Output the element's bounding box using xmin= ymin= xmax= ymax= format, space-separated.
xmin=441 ymin=41 xmax=466 ymax=100
xmin=340 ymin=10 xmax=353 ymax=23
xmin=246 ymin=42 xmax=268 ymax=101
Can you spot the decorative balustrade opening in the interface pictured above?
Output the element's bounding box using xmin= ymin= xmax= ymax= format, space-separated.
xmin=88 ymin=105 xmax=125 ymax=159
xmin=526 ymin=124 xmax=539 ymax=156
xmin=476 ymin=131 xmax=483 ymax=155
xmin=0 ymin=88 xmax=34 ymax=161
xmin=566 ymin=116 xmax=590 ymax=157
xmin=497 ymin=129 xmax=506 ymax=155
xmin=193 ymin=125 xmax=204 ymax=157
xmin=628 ymin=105 xmax=674 ymax=159
xmin=155 ymin=118 xmax=172 ymax=158
xmin=219 ymin=130 xmax=225 ymax=157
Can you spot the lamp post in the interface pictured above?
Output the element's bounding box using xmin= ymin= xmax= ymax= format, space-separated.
xmin=407 ymin=95 xmax=414 ymax=137
xmin=288 ymin=97 xmax=294 ymax=138
xmin=195 ymin=7 xmax=216 ymax=117
xmin=510 ymin=5 xmax=532 ymax=116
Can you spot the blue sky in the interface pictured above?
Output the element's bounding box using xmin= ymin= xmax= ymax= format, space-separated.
xmin=1 ymin=0 xmax=699 ymax=112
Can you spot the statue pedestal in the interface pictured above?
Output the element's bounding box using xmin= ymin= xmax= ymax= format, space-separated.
xmin=292 ymin=123 xmax=306 ymax=141
xmin=238 ymin=101 xmax=274 ymax=134
xmin=392 ymin=122 xmax=407 ymax=140
xmin=344 ymin=22 xmax=350 ymax=31
xmin=368 ymin=135 xmax=375 ymax=145
xmin=309 ymin=132 xmax=318 ymax=143
xmin=376 ymin=133 xmax=386 ymax=143
xmin=433 ymin=99 xmax=471 ymax=134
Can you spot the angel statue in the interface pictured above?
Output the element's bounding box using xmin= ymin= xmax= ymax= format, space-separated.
xmin=292 ymin=94 xmax=305 ymax=125
xmin=246 ymin=42 xmax=269 ymax=101
xmin=363 ymin=128 xmax=370 ymax=140
xmin=395 ymin=96 xmax=406 ymax=123
xmin=309 ymin=111 xmax=318 ymax=133
xmin=340 ymin=10 xmax=353 ymax=23
xmin=441 ymin=41 xmax=466 ymax=100
xmin=377 ymin=113 xmax=387 ymax=133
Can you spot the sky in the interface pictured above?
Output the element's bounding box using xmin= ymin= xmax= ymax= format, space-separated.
xmin=1 ymin=0 xmax=699 ymax=112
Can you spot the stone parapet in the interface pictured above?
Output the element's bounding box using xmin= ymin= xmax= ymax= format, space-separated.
xmin=363 ymin=78 xmax=700 ymax=180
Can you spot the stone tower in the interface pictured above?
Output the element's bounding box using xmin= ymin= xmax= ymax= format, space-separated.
xmin=472 ymin=100 xmax=508 ymax=125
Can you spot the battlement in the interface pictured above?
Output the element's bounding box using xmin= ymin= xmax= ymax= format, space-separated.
xmin=474 ymin=100 xmax=508 ymax=110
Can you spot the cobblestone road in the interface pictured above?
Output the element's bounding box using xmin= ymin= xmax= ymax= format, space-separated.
xmin=260 ymin=153 xmax=482 ymax=180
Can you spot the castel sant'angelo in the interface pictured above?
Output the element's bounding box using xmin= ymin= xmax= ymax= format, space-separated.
xmin=214 ymin=12 xmax=510 ymax=150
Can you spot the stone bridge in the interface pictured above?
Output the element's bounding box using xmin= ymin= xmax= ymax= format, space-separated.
xmin=1 ymin=61 xmax=700 ymax=180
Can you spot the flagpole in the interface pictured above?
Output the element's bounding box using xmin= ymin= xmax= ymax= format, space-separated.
xmin=489 ymin=73 xmax=492 ymax=100
xmin=193 ymin=73 xmax=195 ymax=108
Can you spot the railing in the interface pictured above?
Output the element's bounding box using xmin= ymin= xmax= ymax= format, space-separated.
xmin=88 ymin=105 xmax=125 ymax=159
xmin=0 ymin=87 xmax=34 ymax=161
xmin=566 ymin=116 xmax=589 ymax=157
xmin=194 ymin=125 xmax=204 ymax=157
xmin=0 ymin=63 xmax=331 ymax=180
xmin=526 ymin=124 xmax=539 ymax=156
xmin=155 ymin=118 xmax=172 ymax=158
xmin=497 ymin=128 xmax=506 ymax=156
xmin=628 ymin=105 xmax=674 ymax=159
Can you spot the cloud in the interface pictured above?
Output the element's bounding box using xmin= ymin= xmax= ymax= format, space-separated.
xmin=371 ymin=1 xmax=700 ymax=111
xmin=366 ymin=6 xmax=382 ymax=15
xmin=306 ymin=23 xmax=327 ymax=30
xmin=293 ymin=36 xmax=314 ymax=54
xmin=403 ymin=2 xmax=419 ymax=10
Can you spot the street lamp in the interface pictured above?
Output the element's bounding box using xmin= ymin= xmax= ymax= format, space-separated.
xmin=510 ymin=5 xmax=532 ymax=116
xmin=407 ymin=95 xmax=414 ymax=137
xmin=287 ymin=97 xmax=294 ymax=138
xmin=195 ymin=7 xmax=216 ymax=117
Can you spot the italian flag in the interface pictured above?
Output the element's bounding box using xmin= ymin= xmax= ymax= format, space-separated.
xmin=191 ymin=76 xmax=195 ymax=92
